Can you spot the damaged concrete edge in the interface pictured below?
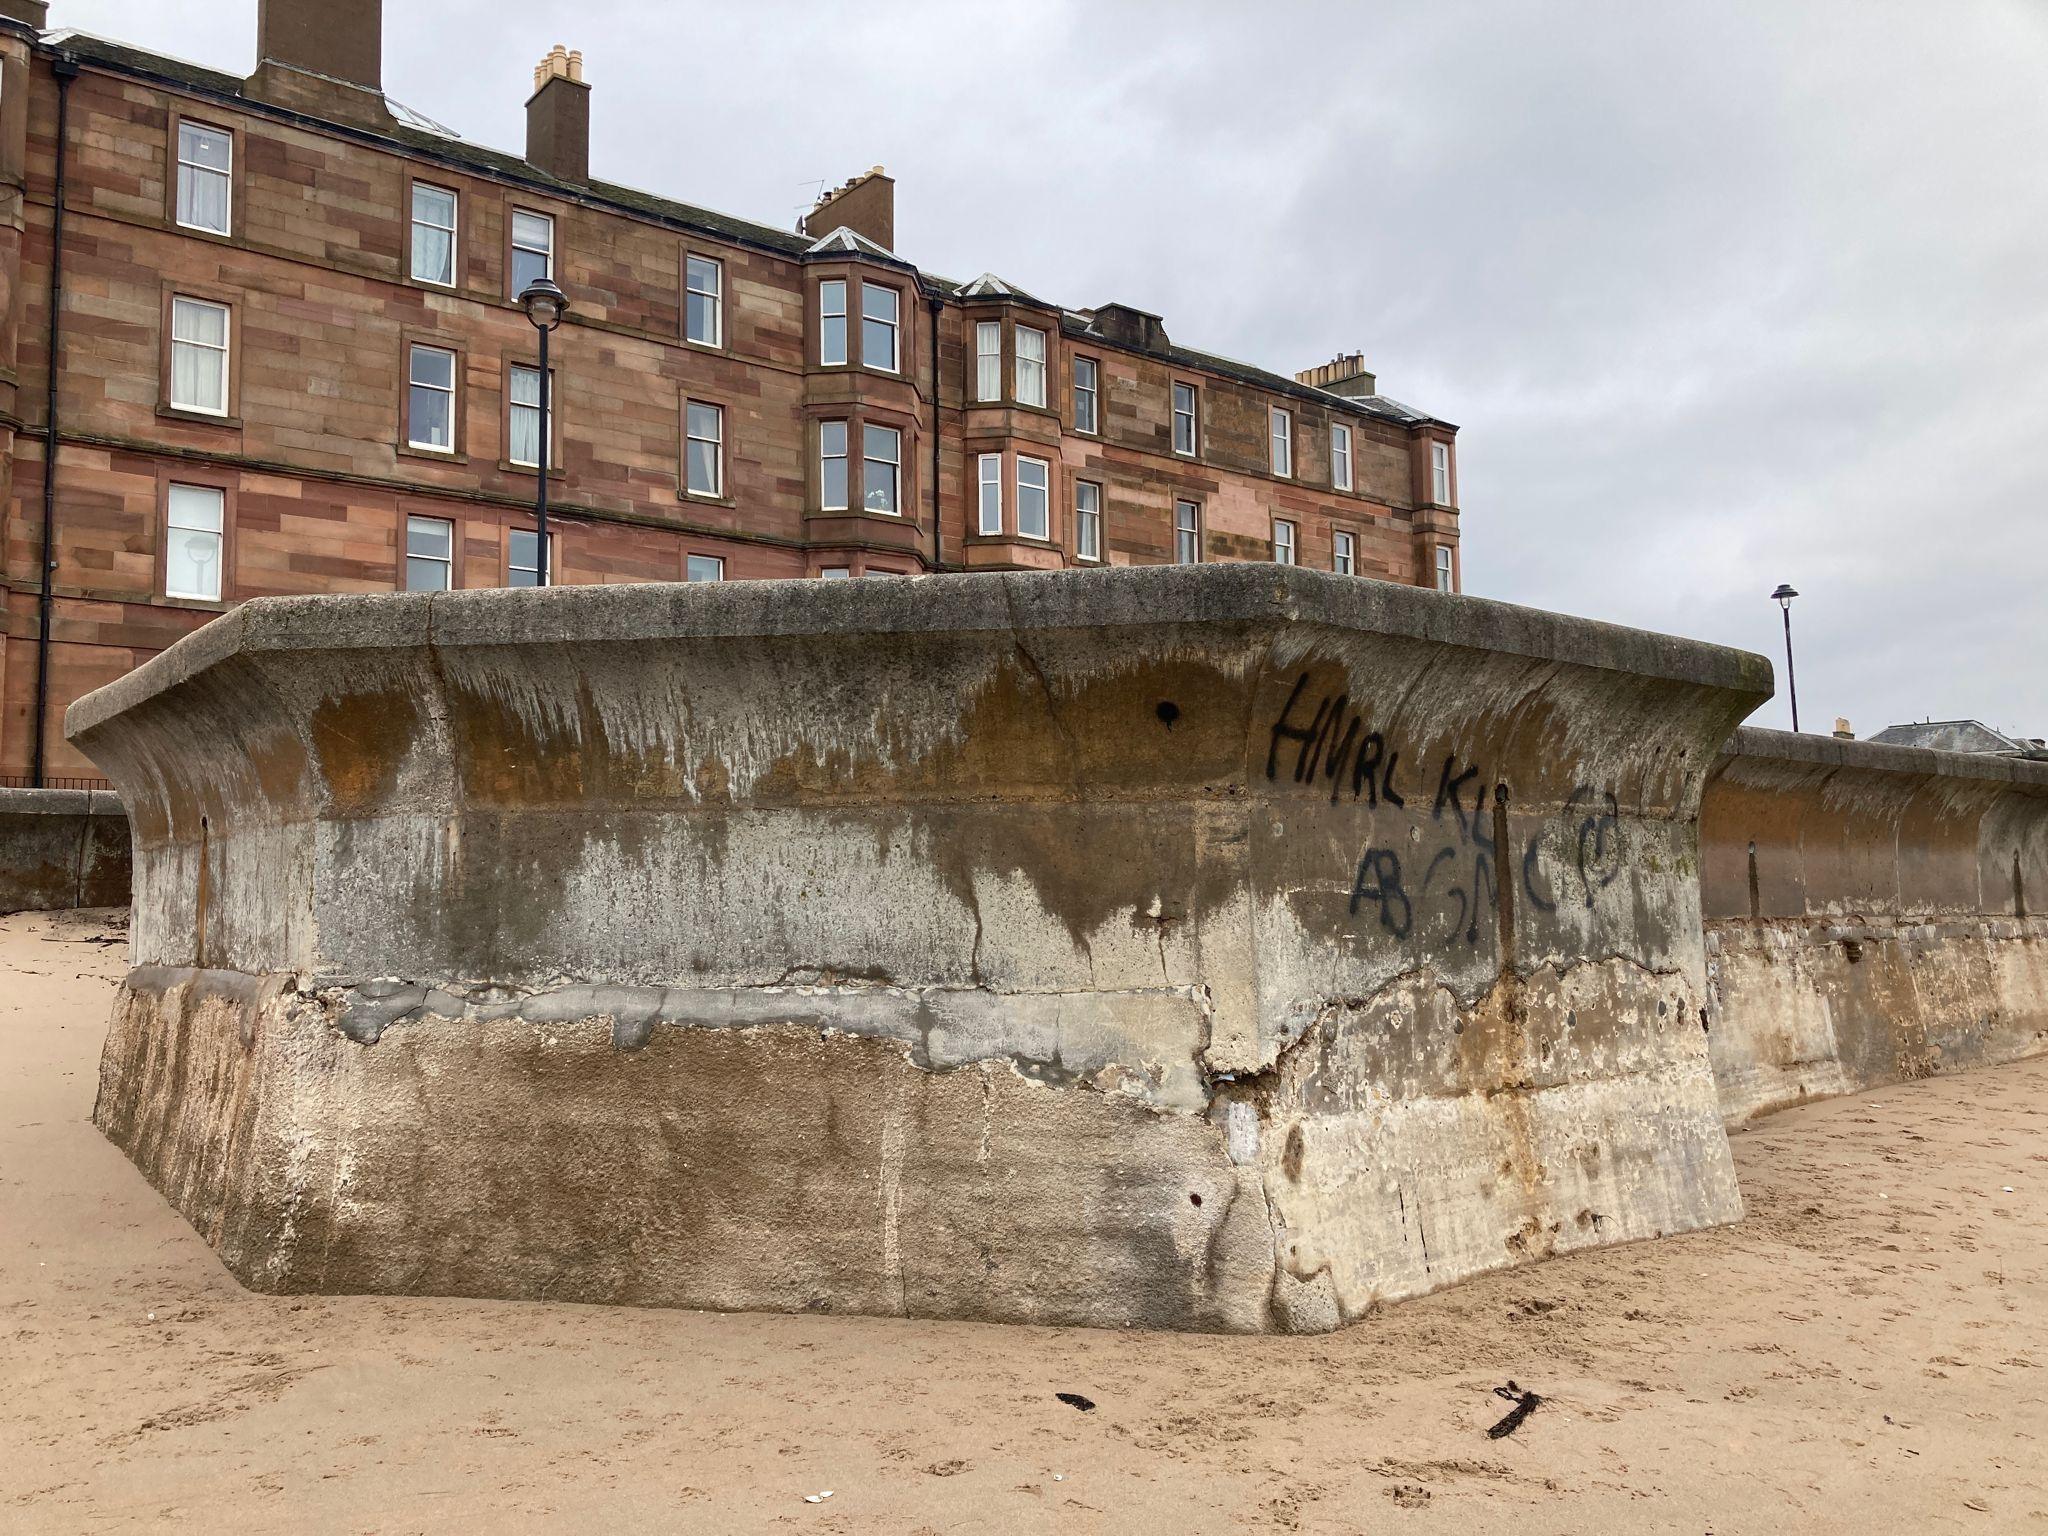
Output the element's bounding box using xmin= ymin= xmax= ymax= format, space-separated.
xmin=65 ymin=566 xmax=1777 ymax=748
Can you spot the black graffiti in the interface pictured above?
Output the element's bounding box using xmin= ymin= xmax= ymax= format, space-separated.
xmin=1567 ymin=786 xmax=1623 ymax=907
xmin=1349 ymin=847 xmax=1413 ymax=938
xmin=1266 ymin=674 xmax=1404 ymax=807
xmin=1518 ymin=786 xmax=1623 ymax=914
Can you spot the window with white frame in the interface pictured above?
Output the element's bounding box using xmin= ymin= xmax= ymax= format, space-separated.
xmin=510 ymin=210 xmax=555 ymax=296
xmin=977 ymin=453 xmax=1002 ymax=535
xmin=819 ymin=280 xmax=848 ymax=366
xmin=164 ymin=484 xmax=224 ymax=600
xmin=861 ymin=282 xmax=899 ymax=372
xmin=863 ymin=423 xmax=900 ymax=513
xmin=508 ymin=528 xmax=556 ymax=587
xmin=819 ymin=420 xmax=849 ymax=509
xmin=1015 ymin=325 xmax=1046 ymax=407
xmin=1073 ymin=356 xmax=1098 ymax=434
xmin=1333 ymin=529 xmax=1355 ymax=575
xmin=169 ymin=297 xmax=230 ymax=415
xmin=1270 ymin=408 xmax=1293 ymax=478
xmin=1075 ymin=480 xmax=1101 ymax=561
xmin=1432 ymin=441 xmax=1451 ymax=504
xmin=685 ymin=255 xmax=723 ymax=347
xmin=1172 ymin=381 xmax=1198 ymax=456
xmin=1332 ymin=422 xmax=1353 ymax=492
xmin=819 ymin=566 xmax=852 ymax=579
xmin=176 ymin=122 xmax=231 ymax=235
xmin=687 ymin=554 xmax=725 ymax=582
xmin=1016 ymin=456 xmax=1050 ymax=540
xmin=405 ymin=515 xmax=454 ymax=591
xmin=1436 ymin=544 xmax=1455 ymax=592
xmin=507 ymin=364 xmax=547 ymax=468
xmin=685 ymin=401 xmax=724 ymax=497
xmin=1273 ymin=519 xmax=1296 ymax=565
xmin=1174 ymin=499 xmax=1201 ymax=564
xmin=975 ymin=320 xmax=1001 ymax=401
xmin=411 ymin=184 xmax=458 ymax=286
xmin=407 ymin=344 xmax=456 ymax=451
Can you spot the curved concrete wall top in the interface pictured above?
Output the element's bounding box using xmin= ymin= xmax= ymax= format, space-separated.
xmin=1702 ymin=727 xmax=2048 ymax=924
xmin=69 ymin=566 xmax=1771 ymax=1079
xmin=0 ymin=787 xmax=131 ymax=912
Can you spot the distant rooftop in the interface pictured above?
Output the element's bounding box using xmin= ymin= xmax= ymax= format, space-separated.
xmin=1868 ymin=720 xmax=2048 ymax=759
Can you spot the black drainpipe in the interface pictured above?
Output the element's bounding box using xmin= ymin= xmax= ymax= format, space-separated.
xmin=927 ymin=294 xmax=943 ymax=571
xmin=32 ymin=53 xmax=80 ymax=788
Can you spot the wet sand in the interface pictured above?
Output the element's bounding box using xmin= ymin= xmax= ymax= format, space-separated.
xmin=2 ymin=909 xmax=2043 ymax=1533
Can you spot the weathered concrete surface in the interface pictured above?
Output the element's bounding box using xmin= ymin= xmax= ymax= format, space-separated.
xmin=70 ymin=565 xmax=1771 ymax=1332
xmin=0 ymin=788 xmax=130 ymax=913
xmin=1701 ymin=728 xmax=2048 ymax=1125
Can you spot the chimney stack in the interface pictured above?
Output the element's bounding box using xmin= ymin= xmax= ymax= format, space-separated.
xmin=526 ymin=45 xmax=591 ymax=184
xmin=802 ymin=167 xmax=895 ymax=251
xmin=0 ymin=3 xmax=50 ymax=28
xmin=1089 ymin=303 xmax=1170 ymax=353
xmin=250 ymin=0 xmax=391 ymax=127
xmin=1297 ymin=353 xmax=1378 ymax=399
xmin=1833 ymin=718 xmax=1855 ymax=740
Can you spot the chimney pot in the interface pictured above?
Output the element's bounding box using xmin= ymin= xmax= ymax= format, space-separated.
xmin=1833 ymin=718 xmax=1855 ymax=739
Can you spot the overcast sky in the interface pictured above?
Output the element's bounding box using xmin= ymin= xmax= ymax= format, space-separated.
xmin=54 ymin=1 xmax=2048 ymax=739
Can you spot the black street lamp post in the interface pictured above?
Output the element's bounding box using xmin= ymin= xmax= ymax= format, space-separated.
xmin=518 ymin=278 xmax=570 ymax=586
xmin=1772 ymin=583 xmax=1800 ymax=732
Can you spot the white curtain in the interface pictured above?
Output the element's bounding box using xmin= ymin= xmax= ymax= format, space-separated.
xmin=170 ymin=302 xmax=227 ymax=413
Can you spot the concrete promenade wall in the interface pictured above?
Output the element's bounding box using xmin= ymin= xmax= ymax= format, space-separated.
xmin=0 ymin=788 xmax=131 ymax=913
xmin=1701 ymin=728 xmax=2048 ymax=1125
xmin=70 ymin=566 xmax=1771 ymax=1333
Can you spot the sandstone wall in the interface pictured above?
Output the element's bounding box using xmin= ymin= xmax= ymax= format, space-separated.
xmin=0 ymin=787 xmax=130 ymax=911
xmin=71 ymin=566 xmax=1769 ymax=1331
xmin=1701 ymin=728 xmax=2048 ymax=1125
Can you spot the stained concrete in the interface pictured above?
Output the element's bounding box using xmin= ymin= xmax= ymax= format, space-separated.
xmin=0 ymin=788 xmax=130 ymax=913
xmin=1701 ymin=727 xmax=2048 ymax=1124
xmin=70 ymin=565 xmax=1772 ymax=1332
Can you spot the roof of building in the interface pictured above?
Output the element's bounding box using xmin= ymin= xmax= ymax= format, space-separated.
xmin=1867 ymin=720 xmax=2048 ymax=757
xmin=44 ymin=29 xmax=1452 ymax=430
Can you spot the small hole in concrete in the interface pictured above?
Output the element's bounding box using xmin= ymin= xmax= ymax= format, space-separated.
xmin=1189 ymin=1192 xmax=1203 ymax=1207
xmin=1156 ymin=700 xmax=1181 ymax=729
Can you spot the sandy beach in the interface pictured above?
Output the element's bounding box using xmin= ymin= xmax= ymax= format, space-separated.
xmin=2 ymin=908 xmax=2043 ymax=1534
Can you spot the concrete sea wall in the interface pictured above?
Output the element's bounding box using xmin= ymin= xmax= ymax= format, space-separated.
xmin=1700 ymin=728 xmax=2048 ymax=1125
xmin=0 ymin=787 xmax=131 ymax=912
xmin=70 ymin=566 xmax=1771 ymax=1332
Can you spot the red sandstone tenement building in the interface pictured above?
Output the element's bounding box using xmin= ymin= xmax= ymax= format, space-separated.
xmin=0 ymin=0 xmax=1462 ymax=783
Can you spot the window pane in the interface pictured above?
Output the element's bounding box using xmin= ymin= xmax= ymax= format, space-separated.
xmin=978 ymin=453 xmax=1001 ymax=534
xmin=861 ymin=284 xmax=898 ymax=370
xmin=686 ymin=403 xmax=723 ymax=496
xmin=1015 ymin=327 xmax=1046 ymax=407
xmin=410 ymin=346 xmax=455 ymax=389
xmin=687 ymin=439 xmax=721 ymax=496
xmin=1074 ymin=358 xmax=1097 ymax=433
xmin=407 ymin=516 xmax=452 ymax=558
xmin=862 ymin=284 xmax=898 ymax=323
xmin=509 ymin=528 xmax=541 ymax=586
xmin=411 ymin=185 xmax=456 ymax=284
xmin=180 ymin=122 xmax=231 ymax=171
xmin=863 ymin=425 xmax=900 ymax=513
xmin=1076 ymin=483 xmax=1100 ymax=561
xmin=976 ymin=321 xmax=1000 ymax=401
xmin=1017 ymin=458 xmax=1049 ymax=539
xmin=820 ymin=421 xmax=848 ymax=509
xmin=820 ymin=281 xmax=848 ymax=365
xmin=820 ymin=567 xmax=852 ymax=579
xmin=509 ymin=366 xmax=542 ymax=466
xmin=172 ymin=298 xmax=227 ymax=348
xmin=164 ymin=485 xmax=225 ymax=601
xmin=686 ymin=555 xmax=725 ymax=582
xmin=685 ymin=256 xmax=722 ymax=346
xmin=169 ymin=301 xmax=229 ymax=414
xmin=405 ymin=556 xmax=449 ymax=592
xmin=512 ymin=211 xmax=553 ymax=254
xmin=177 ymin=124 xmax=231 ymax=234
xmin=1173 ymin=383 xmax=1196 ymax=454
